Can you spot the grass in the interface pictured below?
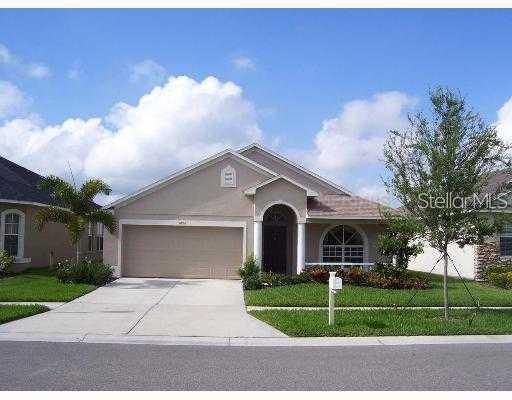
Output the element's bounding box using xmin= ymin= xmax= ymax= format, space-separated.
xmin=0 ymin=304 xmax=50 ymax=325
xmin=0 ymin=268 xmax=96 ymax=302
xmin=250 ymin=308 xmax=512 ymax=337
xmin=244 ymin=272 xmax=512 ymax=307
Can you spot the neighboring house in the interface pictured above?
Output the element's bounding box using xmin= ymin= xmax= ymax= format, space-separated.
xmin=103 ymin=143 xmax=386 ymax=279
xmin=410 ymin=171 xmax=512 ymax=280
xmin=0 ymin=156 xmax=102 ymax=270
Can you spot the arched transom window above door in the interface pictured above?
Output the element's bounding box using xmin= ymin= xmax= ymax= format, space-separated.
xmin=321 ymin=225 xmax=365 ymax=264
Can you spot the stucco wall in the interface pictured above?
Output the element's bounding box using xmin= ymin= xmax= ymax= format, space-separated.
xmin=409 ymin=241 xmax=476 ymax=280
xmin=241 ymin=148 xmax=341 ymax=195
xmin=0 ymin=203 xmax=96 ymax=269
xmin=254 ymin=178 xmax=307 ymax=222
xmin=305 ymin=221 xmax=385 ymax=264
xmin=104 ymin=156 xmax=270 ymax=266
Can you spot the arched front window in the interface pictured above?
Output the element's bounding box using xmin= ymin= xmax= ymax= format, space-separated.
xmin=322 ymin=225 xmax=364 ymax=264
xmin=1 ymin=209 xmax=25 ymax=258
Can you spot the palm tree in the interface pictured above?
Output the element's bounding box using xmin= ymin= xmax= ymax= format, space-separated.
xmin=35 ymin=176 xmax=116 ymax=263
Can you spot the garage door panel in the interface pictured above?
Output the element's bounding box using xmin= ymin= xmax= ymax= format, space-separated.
xmin=122 ymin=225 xmax=243 ymax=279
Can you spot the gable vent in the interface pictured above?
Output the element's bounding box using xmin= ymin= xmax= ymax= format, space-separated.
xmin=221 ymin=165 xmax=236 ymax=188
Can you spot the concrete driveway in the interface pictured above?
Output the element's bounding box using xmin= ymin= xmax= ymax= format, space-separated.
xmin=0 ymin=278 xmax=285 ymax=338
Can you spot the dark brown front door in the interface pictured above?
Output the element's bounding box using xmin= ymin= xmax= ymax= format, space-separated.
xmin=263 ymin=225 xmax=287 ymax=274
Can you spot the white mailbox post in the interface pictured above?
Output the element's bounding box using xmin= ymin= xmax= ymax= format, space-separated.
xmin=328 ymin=271 xmax=343 ymax=325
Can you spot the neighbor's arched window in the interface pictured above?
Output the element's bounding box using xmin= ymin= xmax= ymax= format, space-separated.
xmin=321 ymin=225 xmax=364 ymax=264
xmin=1 ymin=209 xmax=25 ymax=258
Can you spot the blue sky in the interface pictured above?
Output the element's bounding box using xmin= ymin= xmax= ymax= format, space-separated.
xmin=1 ymin=9 xmax=512 ymax=203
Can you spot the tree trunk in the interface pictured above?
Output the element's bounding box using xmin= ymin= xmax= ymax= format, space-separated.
xmin=443 ymin=249 xmax=449 ymax=320
xmin=76 ymin=241 xmax=80 ymax=264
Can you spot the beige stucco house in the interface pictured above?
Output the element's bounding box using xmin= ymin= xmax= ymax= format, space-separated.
xmin=0 ymin=156 xmax=103 ymax=270
xmin=103 ymin=143 xmax=386 ymax=278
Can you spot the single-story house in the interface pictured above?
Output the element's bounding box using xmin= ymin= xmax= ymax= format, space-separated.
xmin=0 ymin=156 xmax=102 ymax=270
xmin=410 ymin=171 xmax=512 ymax=280
xmin=103 ymin=143 xmax=386 ymax=278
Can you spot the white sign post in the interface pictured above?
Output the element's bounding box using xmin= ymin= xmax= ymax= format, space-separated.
xmin=328 ymin=271 xmax=342 ymax=326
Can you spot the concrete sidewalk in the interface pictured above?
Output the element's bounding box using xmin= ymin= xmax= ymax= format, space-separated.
xmin=0 ymin=278 xmax=285 ymax=338
xmin=0 ymin=302 xmax=65 ymax=309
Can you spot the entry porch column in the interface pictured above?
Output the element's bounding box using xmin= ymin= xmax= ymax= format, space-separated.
xmin=253 ymin=220 xmax=262 ymax=267
xmin=297 ymin=222 xmax=306 ymax=274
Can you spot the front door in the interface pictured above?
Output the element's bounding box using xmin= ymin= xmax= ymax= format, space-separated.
xmin=263 ymin=225 xmax=287 ymax=274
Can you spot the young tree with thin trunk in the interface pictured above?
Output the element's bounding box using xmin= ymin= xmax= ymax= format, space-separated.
xmin=35 ymin=176 xmax=116 ymax=263
xmin=384 ymin=88 xmax=512 ymax=319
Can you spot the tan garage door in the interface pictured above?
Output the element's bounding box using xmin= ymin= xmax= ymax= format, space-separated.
xmin=122 ymin=225 xmax=243 ymax=279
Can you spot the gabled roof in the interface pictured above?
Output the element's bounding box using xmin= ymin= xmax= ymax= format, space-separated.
xmin=244 ymin=175 xmax=319 ymax=197
xmin=0 ymin=156 xmax=58 ymax=207
xmin=238 ymin=142 xmax=352 ymax=195
xmin=105 ymin=149 xmax=277 ymax=209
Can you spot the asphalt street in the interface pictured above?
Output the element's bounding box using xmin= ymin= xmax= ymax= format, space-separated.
xmin=1 ymin=341 xmax=511 ymax=390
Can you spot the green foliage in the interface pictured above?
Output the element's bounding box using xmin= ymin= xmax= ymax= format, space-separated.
xmin=302 ymin=266 xmax=431 ymax=290
xmin=488 ymin=271 xmax=512 ymax=289
xmin=0 ymin=250 xmax=14 ymax=276
xmin=377 ymin=212 xmax=424 ymax=271
xmin=384 ymin=87 xmax=512 ymax=252
xmin=36 ymin=175 xmax=117 ymax=262
xmin=55 ymin=259 xmax=113 ymax=286
xmin=261 ymin=271 xmax=310 ymax=287
xmin=239 ymin=254 xmax=262 ymax=290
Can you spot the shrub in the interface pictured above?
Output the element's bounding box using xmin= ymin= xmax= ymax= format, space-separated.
xmin=488 ymin=271 xmax=512 ymax=289
xmin=302 ymin=265 xmax=431 ymax=290
xmin=486 ymin=265 xmax=512 ymax=277
xmin=0 ymin=250 xmax=14 ymax=276
xmin=261 ymin=271 xmax=310 ymax=287
xmin=239 ymin=254 xmax=262 ymax=290
xmin=302 ymin=266 xmax=330 ymax=283
xmin=55 ymin=259 xmax=113 ymax=286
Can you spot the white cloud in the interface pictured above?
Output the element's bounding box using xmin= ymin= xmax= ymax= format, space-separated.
xmin=67 ymin=61 xmax=81 ymax=80
xmin=497 ymin=96 xmax=512 ymax=144
xmin=0 ymin=43 xmax=51 ymax=79
xmin=305 ymin=91 xmax=417 ymax=182
xmin=25 ymin=63 xmax=51 ymax=79
xmin=356 ymin=183 xmax=391 ymax=205
xmin=0 ymin=76 xmax=262 ymax=198
xmin=0 ymin=44 xmax=12 ymax=64
xmin=232 ymin=56 xmax=255 ymax=70
xmin=129 ymin=60 xmax=167 ymax=86
xmin=0 ymin=81 xmax=30 ymax=119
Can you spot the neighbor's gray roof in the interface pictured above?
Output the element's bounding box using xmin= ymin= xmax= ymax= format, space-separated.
xmin=307 ymin=194 xmax=388 ymax=219
xmin=0 ymin=156 xmax=58 ymax=205
xmin=480 ymin=171 xmax=512 ymax=195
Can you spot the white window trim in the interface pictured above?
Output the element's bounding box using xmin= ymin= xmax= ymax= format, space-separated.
xmin=0 ymin=208 xmax=26 ymax=260
xmin=220 ymin=165 xmax=237 ymax=188
xmin=500 ymin=224 xmax=512 ymax=257
xmin=318 ymin=223 xmax=369 ymax=264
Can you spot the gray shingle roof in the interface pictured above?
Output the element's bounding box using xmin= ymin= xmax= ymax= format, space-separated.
xmin=0 ymin=156 xmax=57 ymax=205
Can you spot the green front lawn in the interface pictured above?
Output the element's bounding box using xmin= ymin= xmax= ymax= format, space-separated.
xmin=245 ymin=273 xmax=512 ymax=307
xmin=0 ymin=268 xmax=96 ymax=302
xmin=250 ymin=308 xmax=512 ymax=337
xmin=0 ymin=304 xmax=50 ymax=325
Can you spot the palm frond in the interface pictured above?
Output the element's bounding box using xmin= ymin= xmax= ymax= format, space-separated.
xmin=38 ymin=175 xmax=79 ymax=208
xmin=34 ymin=206 xmax=75 ymax=231
xmin=87 ymin=209 xmax=117 ymax=234
xmin=80 ymin=179 xmax=112 ymax=202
